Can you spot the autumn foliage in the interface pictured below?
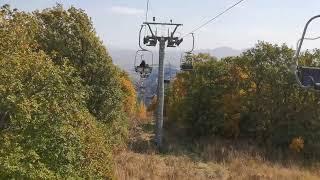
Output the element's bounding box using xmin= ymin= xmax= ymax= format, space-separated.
xmin=120 ymin=73 xmax=137 ymax=116
xmin=167 ymin=42 xmax=320 ymax=160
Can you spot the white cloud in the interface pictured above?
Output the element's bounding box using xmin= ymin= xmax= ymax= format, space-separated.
xmin=110 ymin=6 xmax=144 ymax=15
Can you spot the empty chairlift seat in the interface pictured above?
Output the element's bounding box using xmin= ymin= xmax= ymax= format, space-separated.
xmin=294 ymin=15 xmax=320 ymax=90
xmin=180 ymin=33 xmax=195 ymax=71
xmin=180 ymin=62 xmax=193 ymax=71
xmin=297 ymin=67 xmax=320 ymax=89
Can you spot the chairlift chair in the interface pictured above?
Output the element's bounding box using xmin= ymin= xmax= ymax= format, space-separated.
xmin=134 ymin=50 xmax=154 ymax=78
xmin=164 ymin=62 xmax=173 ymax=84
xmin=134 ymin=25 xmax=154 ymax=78
xmin=180 ymin=52 xmax=194 ymax=71
xmin=294 ymin=15 xmax=320 ymax=90
xmin=180 ymin=33 xmax=195 ymax=71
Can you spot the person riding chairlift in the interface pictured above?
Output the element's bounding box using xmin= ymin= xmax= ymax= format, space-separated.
xmin=139 ymin=60 xmax=146 ymax=75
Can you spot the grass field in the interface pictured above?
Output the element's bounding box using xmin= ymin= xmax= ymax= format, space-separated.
xmin=115 ymin=120 xmax=320 ymax=180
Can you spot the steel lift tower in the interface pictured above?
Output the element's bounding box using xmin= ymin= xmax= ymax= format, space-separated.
xmin=142 ymin=19 xmax=183 ymax=149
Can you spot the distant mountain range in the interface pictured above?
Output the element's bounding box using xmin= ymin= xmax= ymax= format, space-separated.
xmin=195 ymin=47 xmax=243 ymax=59
xmin=108 ymin=46 xmax=243 ymax=71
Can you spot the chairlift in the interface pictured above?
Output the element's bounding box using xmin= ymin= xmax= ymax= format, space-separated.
xmin=134 ymin=50 xmax=153 ymax=78
xmin=164 ymin=62 xmax=173 ymax=84
xmin=294 ymin=15 xmax=320 ymax=90
xmin=180 ymin=33 xmax=195 ymax=71
xmin=134 ymin=25 xmax=154 ymax=78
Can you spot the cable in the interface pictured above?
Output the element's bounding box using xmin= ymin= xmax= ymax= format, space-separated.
xmin=145 ymin=0 xmax=150 ymax=22
xmin=144 ymin=0 xmax=150 ymax=36
xmin=182 ymin=0 xmax=246 ymax=38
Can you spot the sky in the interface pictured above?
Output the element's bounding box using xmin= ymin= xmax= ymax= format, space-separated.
xmin=2 ymin=0 xmax=320 ymax=50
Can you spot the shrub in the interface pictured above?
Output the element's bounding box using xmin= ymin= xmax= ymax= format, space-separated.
xmin=0 ymin=48 xmax=115 ymax=178
xmin=167 ymin=42 xmax=320 ymax=159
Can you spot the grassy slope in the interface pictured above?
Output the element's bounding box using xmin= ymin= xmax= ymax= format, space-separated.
xmin=115 ymin=121 xmax=320 ymax=180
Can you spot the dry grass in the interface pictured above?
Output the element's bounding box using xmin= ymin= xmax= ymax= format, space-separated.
xmin=115 ymin=121 xmax=320 ymax=180
xmin=115 ymin=151 xmax=319 ymax=180
xmin=115 ymin=152 xmax=228 ymax=180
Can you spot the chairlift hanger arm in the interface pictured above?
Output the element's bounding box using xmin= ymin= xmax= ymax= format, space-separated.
xmin=296 ymin=36 xmax=320 ymax=51
xmin=186 ymin=33 xmax=195 ymax=54
xmin=136 ymin=25 xmax=154 ymax=63
xmin=295 ymin=15 xmax=320 ymax=65
xmin=139 ymin=25 xmax=149 ymax=51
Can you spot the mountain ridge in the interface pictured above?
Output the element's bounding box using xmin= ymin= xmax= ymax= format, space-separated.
xmin=109 ymin=46 xmax=243 ymax=71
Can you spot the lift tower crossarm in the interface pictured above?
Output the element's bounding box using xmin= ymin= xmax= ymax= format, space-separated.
xmin=143 ymin=22 xmax=183 ymax=26
xmin=143 ymin=22 xmax=183 ymax=40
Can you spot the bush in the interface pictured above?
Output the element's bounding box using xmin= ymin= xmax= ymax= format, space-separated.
xmin=167 ymin=42 xmax=320 ymax=159
xmin=168 ymin=55 xmax=228 ymax=136
xmin=0 ymin=48 xmax=114 ymax=178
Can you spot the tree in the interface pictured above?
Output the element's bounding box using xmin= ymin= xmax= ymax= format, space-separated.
xmin=0 ymin=36 xmax=113 ymax=178
xmin=0 ymin=5 xmax=136 ymax=178
xmin=167 ymin=55 xmax=229 ymax=136
xmin=34 ymin=5 xmax=124 ymax=125
xmin=167 ymin=42 xmax=320 ymax=159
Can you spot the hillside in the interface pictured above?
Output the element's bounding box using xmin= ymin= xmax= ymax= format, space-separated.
xmin=115 ymin=43 xmax=320 ymax=179
xmin=115 ymin=120 xmax=320 ymax=180
xmin=2 ymin=2 xmax=320 ymax=180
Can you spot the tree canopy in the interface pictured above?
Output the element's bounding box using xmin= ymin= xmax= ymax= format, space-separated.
xmin=167 ymin=42 xmax=320 ymax=160
xmin=0 ymin=5 xmax=137 ymax=179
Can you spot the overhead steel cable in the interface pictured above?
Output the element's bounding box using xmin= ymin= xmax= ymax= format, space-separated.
xmin=182 ymin=0 xmax=246 ymax=38
xmin=145 ymin=0 xmax=150 ymax=22
xmin=144 ymin=0 xmax=150 ymax=36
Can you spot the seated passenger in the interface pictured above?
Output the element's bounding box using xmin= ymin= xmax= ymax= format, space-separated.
xmin=140 ymin=60 xmax=146 ymax=68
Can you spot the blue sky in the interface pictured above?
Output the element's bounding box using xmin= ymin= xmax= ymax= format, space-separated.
xmin=2 ymin=0 xmax=320 ymax=50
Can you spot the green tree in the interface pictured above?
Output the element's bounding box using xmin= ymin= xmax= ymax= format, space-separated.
xmin=34 ymin=5 xmax=125 ymax=125
xmin=0 ymin=5 xmax=135 ymax=178
xmin=33 ymin=4 xmax=130 ymax=148
xmin=168 ymin=55 xmax=229 ymax=136
xmin=168 ymin=42 xmax=320 ymax=159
